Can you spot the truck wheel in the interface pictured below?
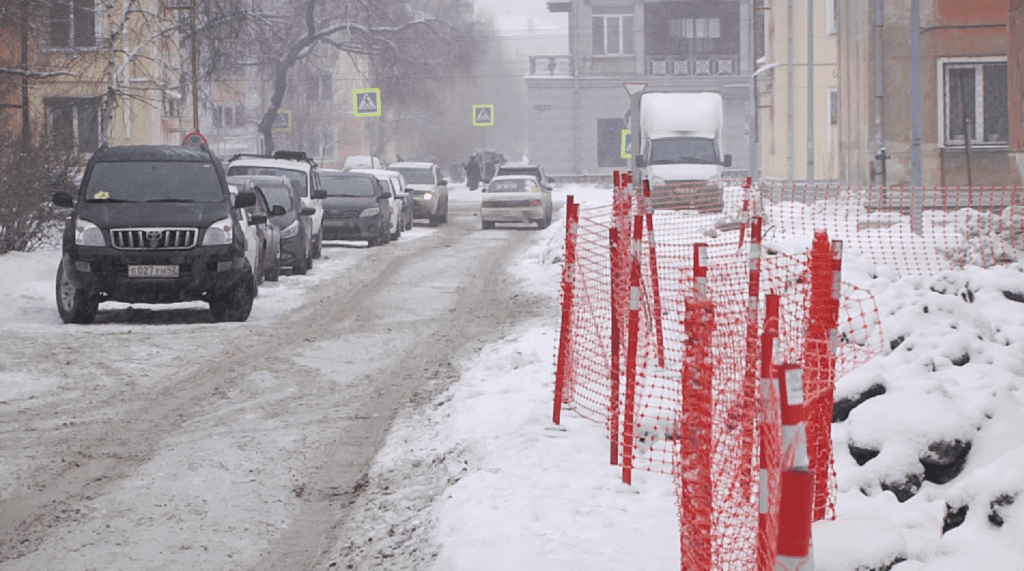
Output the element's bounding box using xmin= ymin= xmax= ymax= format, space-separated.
xmin=210 ymin=274 xmax=254 ymax=322
xmin=55 ymin=263 xmax=98 ymax=324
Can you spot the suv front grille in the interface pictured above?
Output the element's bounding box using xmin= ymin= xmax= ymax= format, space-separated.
xmin=111 ymin=228 xmax=198 ymax=250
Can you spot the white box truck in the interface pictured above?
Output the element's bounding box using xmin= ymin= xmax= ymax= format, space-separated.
xmin=634 ymin=91 xmax=731 ymax=212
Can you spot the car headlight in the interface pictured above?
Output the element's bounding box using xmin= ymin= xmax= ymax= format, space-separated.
xmin=75 ymin=219 xmax=106 ymax=246
xmin=281 ymin=219 xmax=299 ymax=239
xmin=360 ymin=207 xmax=380 ymax=218
xmin=422 ymin=192 xmax=434 ymax=201
xmin=202 ymin=217 xmax=234 ymax=245
xmin=650 ymin=176 xmax=667 ymax=188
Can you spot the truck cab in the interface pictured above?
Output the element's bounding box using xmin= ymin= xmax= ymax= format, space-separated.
xmin=635 ymin=91 xmax=731 ymax=213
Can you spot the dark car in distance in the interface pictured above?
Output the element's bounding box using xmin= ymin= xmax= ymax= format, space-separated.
xmin=52 ymin=144 xmax=258 ymax=323
xmin=227 ymin=175 xmax=320 ymax=275
xmin=319 ymin=170 xmax=393 ymax=247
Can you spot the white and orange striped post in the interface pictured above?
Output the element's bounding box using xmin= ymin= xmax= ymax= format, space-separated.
xmin=775 ymin=365 xmax=815 ymax=571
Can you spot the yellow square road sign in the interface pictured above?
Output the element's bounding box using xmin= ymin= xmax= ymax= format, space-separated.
xmin=621 ymin=129 xmax=632 ymax=159
xmin=472 ymin=104 xmax=494 ymax=127
xmin=353 ymin=88 xmax=382 ymax=117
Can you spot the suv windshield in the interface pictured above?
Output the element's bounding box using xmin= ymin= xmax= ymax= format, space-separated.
xmin=647 ymin=138 xmax=719 ymax=165
xmin=390 ymin=167 xmax=433 ymax=185
xmin=85 ymin=161 xmax=222 ymax=202
xmin=227 ymin=166 xmax=307 ymax=194
xmin=255 ymin=184 xmax=294 ymax=212
xmin=321 ymin=176 xmax=375 ymax=197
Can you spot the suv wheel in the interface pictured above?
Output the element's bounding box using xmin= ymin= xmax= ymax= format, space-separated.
xmin=210 ymin=273 xmax=255 ymax=322
xmin=429 ymin=210 xmax=441 ymax=227
xmin=55 ymin=263 xmax=98 ymax=324
xmin=293 ymin=249 xmax=308 ymax=275
xmin=440 ymin=201 xmax=449 ymax=223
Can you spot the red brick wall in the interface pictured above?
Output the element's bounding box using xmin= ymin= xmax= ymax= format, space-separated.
xmin=937 ymin=0 xmax=1009 ymax=24
xmin=1009 ymin=1 xmax=1024 ymax=153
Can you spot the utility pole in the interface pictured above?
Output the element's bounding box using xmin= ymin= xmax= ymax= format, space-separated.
xmin=20 ymin=0 xmax=30 ymax=150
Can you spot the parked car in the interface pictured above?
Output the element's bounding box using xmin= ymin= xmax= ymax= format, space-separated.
xmin=387 ymin=161 xmax=449 ymax=227
xmin=494 ymin=162 xmax=555 ymax=192
xmin=348 ymin=168 xmax=410 ymax=239
xmin=318 ymin=169 xmax=393 ymax=247
xmin=227 ymin=183 xmax=268 ymax=294
xmin=226 ymin=150 xmax=326 ymax=259
xmin=52 ymin=144 xmax=257 ymax=323
xmin=228 ymin=178 xmax=284 ymax=282
xmin=480 ymin=175 xmax=553 ymax=230
xmin=228 ymin=175 xmax=317 ymax=275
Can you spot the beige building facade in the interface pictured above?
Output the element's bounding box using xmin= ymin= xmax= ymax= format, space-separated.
xmin=757 ymin=0 xmax=840 ymax=182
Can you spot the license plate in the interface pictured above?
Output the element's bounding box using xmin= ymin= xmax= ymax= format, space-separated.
xmin=128 ymin=265 xmax=179 ymax=278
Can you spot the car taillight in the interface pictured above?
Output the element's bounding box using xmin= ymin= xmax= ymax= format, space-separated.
xmin=530 ymin=199 xmax=541 ymax=206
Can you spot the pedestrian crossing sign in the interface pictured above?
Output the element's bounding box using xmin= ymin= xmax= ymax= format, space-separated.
xmin=472 ymin=104 xmax=494 ymax=127
xmin=621 ymin=129 xmax=632 ymax=159
xmin=353 ymin=88 xmax=381 ymax=117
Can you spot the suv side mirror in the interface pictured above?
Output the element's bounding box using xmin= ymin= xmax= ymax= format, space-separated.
xmin=53 ymin=191 xmax=74 ymax=208
xmin=234 ymin=191 xmax=257 ymax=208
xmin=311 ymin=189 xmax=327 ymax=200
xmin=634 ymin=155 xmax=647 ymax=168
xmin=250 ymin=213 xmax=268 ymax=225
xmin=722 ymin=154 xmax=733 ymax=168
xmin=379 ymin=190 xmax=392 ymax=199
xmin=270 ymin=205 xmax=286 ymax=216
xmin=438 ymin=180 xmax=448 ymax=186
xmin=300 ymin=207 xmax=316 ymax=217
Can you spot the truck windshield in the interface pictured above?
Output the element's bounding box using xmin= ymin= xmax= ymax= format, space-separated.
xmin=648 ymin=138 xmax=719 ymax=166
xmin=85 ymin=161 xmax=223 ymax=202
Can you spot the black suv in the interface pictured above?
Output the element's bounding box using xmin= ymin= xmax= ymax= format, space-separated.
xmin=53 ymin=145 xmax=259 ymax=323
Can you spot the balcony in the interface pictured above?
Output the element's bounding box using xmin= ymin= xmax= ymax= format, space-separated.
xmin=529 ymin=55 xmax=574 ymax=76
xmin=646 ymin=55 xmax=739 ymax=77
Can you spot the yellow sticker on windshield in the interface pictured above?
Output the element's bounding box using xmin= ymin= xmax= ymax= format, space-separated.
xmin=93 ymin=191 xmax=110 ymax=200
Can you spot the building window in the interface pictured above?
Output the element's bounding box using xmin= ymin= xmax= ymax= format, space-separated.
xmin=48 ymin=0 xmax=96 ymax=48
xmin=597 ymin=118 xmax=628 ymax=168
xmin=826 ymin=0 xmax=837 ymax=35
xmin=943 ymin=60 xmax=1008 ymax=147
xmin=45 ymin=97 xmax=101 ymax=155
xmin=592 ymin=13 xmax=634 ymax=56
xmin=307 ymin=74 xmax=333 ymax=102
xmin=213 ymin=104 xmax=246 ymax=128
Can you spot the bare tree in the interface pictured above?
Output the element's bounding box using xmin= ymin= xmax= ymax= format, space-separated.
xmin=230 ymin=0 xmax=480 ymax=154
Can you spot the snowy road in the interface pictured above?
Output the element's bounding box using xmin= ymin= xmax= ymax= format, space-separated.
xmin=0 ymin=195 xmax=551 ymax=570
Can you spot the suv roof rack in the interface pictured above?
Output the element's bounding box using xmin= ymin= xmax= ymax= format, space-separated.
xmin=228 ymin=150 xmax=318 ymax=167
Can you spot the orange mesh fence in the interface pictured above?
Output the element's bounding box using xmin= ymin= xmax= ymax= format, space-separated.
xmin=550 ymin=176 xmax=1024 ymax=570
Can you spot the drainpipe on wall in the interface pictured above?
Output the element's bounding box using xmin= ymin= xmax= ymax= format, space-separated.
xmin=910 ymin=0 xmax=923 ymax=233
xmin=806 ymin=0 xmax=815 ymax=182
xmin=874 ymin=0 xmax=885 ymax=188
xmin=787 ymin=0 xmax=794 ymax=182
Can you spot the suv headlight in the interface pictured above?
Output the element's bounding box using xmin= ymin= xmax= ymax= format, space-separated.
xmin=202 ymin=217 xmax=234 ymax=245
xmin=75 ymin=219 xmax=106 ymax=246
xmin=359 ymin=207 xmax=380 ymax=218
xmin=281 ymin=219 xmax=299 ymax=239
xmin=422 ymin=192 xmax=434 ymax=201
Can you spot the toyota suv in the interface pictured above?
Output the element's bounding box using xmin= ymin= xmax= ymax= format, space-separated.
xmin=226 ymin=150 xmax=325 ymax=259
xmin=52 ymin=144 xmax=258 ymax=323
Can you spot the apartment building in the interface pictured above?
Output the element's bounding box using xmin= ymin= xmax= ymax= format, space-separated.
xmin=525 ymin=0 xmax=757 ymax=177
xmin=836 ymin=0 xmax=1014 ymax=188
